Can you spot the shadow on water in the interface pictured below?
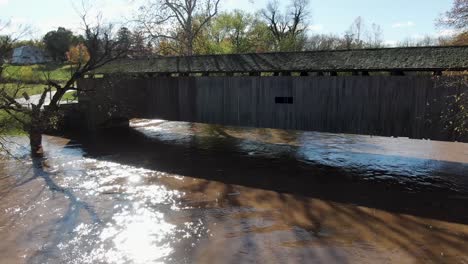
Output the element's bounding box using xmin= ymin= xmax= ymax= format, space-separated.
xmin=15 ymin=157 xmax=101 ymax=264
xmin=65 ymin=123 xmax=468 ymax=226
xmin=0 ymin=121 xmax=466 ymax=263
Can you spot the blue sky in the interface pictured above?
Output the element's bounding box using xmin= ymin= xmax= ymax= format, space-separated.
xmin=0 ymin=0 xmax=456 ymax=45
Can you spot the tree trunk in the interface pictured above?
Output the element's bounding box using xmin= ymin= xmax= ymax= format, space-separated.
xmin=29 ymin=129 xmax=43 ymax=157
xmin=186 ymin=39 xmax=194 ymax=56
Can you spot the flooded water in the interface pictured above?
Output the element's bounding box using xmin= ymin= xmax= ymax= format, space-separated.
xmin=1 ymin=119 xmax=468 ymax=264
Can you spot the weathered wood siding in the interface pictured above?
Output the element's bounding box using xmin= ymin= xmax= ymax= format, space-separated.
xmin=78 ymin=76 xmax=468 ymax=142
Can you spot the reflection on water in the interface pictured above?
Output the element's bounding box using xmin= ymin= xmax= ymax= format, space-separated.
xmin=55 ymin=159 xmax=183 ymax=264
xmin=0 ymin=119 xmax=467 ymax=263
xmin=134 ymin=119 xmax=468 ymax=192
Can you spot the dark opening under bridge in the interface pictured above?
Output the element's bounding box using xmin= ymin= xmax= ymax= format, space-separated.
xmin=76 ymin=46 xmax=468 ymax=142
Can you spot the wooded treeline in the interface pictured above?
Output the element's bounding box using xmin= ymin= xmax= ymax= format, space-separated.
xmin=5 ymin=0 xmax=468 ymax=61
xmin=127 ymin=0 xmax=468 ymax=55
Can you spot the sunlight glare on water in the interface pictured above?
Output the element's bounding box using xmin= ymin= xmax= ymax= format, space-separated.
xmin=0 ymin=120 xmax=468 ymax=264
xmin=92 ymin=204 xmax=175 ymax=264
xmin=47 ymin=155 xmax=196 ymax=264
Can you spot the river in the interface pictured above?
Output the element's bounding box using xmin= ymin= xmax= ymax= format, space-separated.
xmin=0 ymin=119 xmax=467 ymax=264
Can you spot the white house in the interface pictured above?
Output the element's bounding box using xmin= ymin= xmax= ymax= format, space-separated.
xmin=11 ymin=46 xmax=52 ymax=65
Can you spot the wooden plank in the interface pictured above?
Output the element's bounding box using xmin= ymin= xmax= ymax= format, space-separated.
xmin=81 ymin=75 xmax=468 ymax=142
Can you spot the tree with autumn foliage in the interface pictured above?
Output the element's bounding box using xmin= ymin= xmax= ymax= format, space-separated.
xmin=66 ymin=43 xmax=90 ymax=64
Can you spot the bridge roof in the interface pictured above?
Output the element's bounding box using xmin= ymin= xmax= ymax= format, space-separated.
xmin=96 ymin=46 xmax=468 ymax=74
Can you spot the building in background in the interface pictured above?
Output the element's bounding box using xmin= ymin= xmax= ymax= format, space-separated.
xmin=11 ymin=46 xmax=52 ymax=65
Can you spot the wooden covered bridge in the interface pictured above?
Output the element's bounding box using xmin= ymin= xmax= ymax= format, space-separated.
xmin=77 ymin=46 xmax=468 ymax=142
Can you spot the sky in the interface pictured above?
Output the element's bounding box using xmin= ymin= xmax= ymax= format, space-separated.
xmin=0 ymin=0 xmax=457 ymax=46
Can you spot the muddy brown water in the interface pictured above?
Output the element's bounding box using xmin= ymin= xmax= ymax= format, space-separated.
xmin=1 ymin=119 xmax=468 ymax=264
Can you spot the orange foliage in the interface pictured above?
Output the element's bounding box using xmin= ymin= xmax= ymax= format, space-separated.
xmin=451 ymin=32 xmax=468 ymax=46
xmin=66 ymin=44 xmax=90 ymax=64
xmin=157 ymin=40 xmax=179 ymax=56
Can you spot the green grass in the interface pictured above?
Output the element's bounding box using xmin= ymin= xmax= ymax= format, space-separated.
xmin=0 ymin=85 xmax=77 ymax=136
xmin=1 ymin=83 xmax=54 ymax=98
xmin=1 ymin=63 xmax=71 ymax=98
xmin=61 ymin=91 xmax=78 ymax=102
xmin=2 ymin=63 xmax=74 ymax=83
xmin=0 ymin=110 xmax=27 ymax=135
xmin=0 ymin=63 xmax=79 ymax=136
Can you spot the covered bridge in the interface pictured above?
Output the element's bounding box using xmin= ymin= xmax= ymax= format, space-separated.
xmin=95 ymin=46 xmax=468 ymax=75
xmin=79 ymin=46 xmax=468 ymax=142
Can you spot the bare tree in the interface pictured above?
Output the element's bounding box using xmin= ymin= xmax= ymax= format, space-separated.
xmin=438 ymin=0 xmax=468 ymax=32
xmin=437 ymin=0 xmax=468 ymax=45
xmin=0 ymin=20 xmax=31 ymax=154
xmin=342 ymin=16 xmax=366 ymax=49
xmin=0 ymin=19 xmax=31 ymax=74
xmin=306 ymin=34 xmax=342 ymax=51
xmin=397 ymin=35 xmax=439 ymax=47
xmin=342 ymin=31 xmax=355 ymax=50
xmin=366 ymin=23 xmax=384 ymax=48
xmin=261 ymin=0 xmax=310 ymax=51
xmin=350 ymin=16 xmax=364 ymax=47
xmin=340 ymin=17 xmax=384 ymax=49
xmin=0 ymin=20 xmax=13 ymax=69
xmin=0 ymin=10 xmax=128 ymax=156
xmin=135 ymin=0 xmax=221 ymax=56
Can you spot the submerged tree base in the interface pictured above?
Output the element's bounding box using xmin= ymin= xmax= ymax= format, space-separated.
xmin=29 ymin=132 xmax=43 ymax=157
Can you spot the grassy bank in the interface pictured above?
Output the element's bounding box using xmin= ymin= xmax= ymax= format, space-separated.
xmin=1 ymin=63 xmax=71 ymax=98
xmin=61 ymin=91 xmax=77 ymax=102
xmin=1 ymin=83 xmax=54 ymax=98
xmin=0 ymin=111 xmax=27 ymax=135
xmin=1 ymin=63 xmax=72 ymax=83
xmin=0 ymin=64 xmax=79 ymax=136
